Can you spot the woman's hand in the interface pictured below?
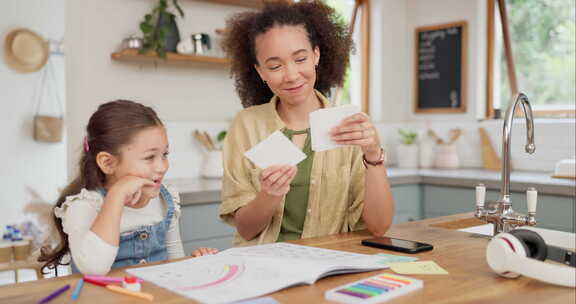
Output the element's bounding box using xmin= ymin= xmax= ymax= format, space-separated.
xmin=331 ymin=112 xmax=382 ymax=161
xmin=108 ymin=176 xmax=156 ymax=208
xmin=191 ymin=247 xmax=219 ymax=257
xmin=259 ymin=165 xmax=297 ymax=197
xmin=232 ymin=165 xmax=297 ymax=241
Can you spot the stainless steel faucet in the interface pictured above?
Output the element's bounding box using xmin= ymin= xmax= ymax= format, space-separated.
xmin=475 ymin=92 xmax=538 ymax=235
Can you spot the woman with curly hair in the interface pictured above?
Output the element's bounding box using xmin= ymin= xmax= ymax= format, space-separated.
xmin=219 ymin=0 xmax=394 ymax=246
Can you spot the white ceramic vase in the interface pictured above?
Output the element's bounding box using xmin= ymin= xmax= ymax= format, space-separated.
xmin=201 ymin=151 xmax=223 ymax=178
xmin=434 ymin=144 xmax=460 ymax=169
xmin=419 ymin=137 xmax=436 ymax=169
xmin=396 ymin=144 xmax=419 ymax=168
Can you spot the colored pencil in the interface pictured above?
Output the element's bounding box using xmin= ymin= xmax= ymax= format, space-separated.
xmin=84 ymin=277 xmax=107 ymax=287
xmin=106 ymin=285 xmax=154 ymax=301
xmin=37 ymin=284 xmax=70 ymax=304
xmin=71 ymin=279 xmax=84 ymax=300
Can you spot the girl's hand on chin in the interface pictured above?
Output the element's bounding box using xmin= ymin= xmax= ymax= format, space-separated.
xmin=109 ymin=176 xmax=156 ymax=208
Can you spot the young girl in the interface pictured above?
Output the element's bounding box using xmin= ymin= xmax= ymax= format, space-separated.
xmin=39 ymin=100 xmax=217 ymax=275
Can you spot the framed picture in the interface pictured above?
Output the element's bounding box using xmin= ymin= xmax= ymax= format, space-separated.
xmin=414 ymin=21 xmax=467 ymax=113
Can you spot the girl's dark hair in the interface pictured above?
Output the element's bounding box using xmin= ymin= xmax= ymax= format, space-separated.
xmin=222 ymin=0 xmax=353 ymax=108
xmin=38 ymin=100 xmax=163 ymax=274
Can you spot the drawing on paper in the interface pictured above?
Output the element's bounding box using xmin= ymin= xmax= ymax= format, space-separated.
xmin=176 ymin=264 xmax=245 ymax=291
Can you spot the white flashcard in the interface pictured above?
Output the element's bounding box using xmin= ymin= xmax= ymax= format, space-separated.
xmin=310 ymin=104 xmax=361 ymax=152
xmin=244 ymin=131 xmax=307 ymax=169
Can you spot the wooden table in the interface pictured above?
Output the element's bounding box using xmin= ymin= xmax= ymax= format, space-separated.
xmin=1 ymin=213 xmax=574 ymax=303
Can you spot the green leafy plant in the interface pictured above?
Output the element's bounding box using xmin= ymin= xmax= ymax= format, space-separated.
xmin=216 ymin=130 xmax=227 ymax=150
xmin=398 ymin=129 xmax=418 ymax=145
xmin=217 ymin=130 xmax=227 ymax=143
xmin=139 ymin=0 xmax=184 ymax=59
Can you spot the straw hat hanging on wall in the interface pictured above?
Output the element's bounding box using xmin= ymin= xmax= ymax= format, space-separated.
xmin=4 ymin=28 xmax=49 ymax=73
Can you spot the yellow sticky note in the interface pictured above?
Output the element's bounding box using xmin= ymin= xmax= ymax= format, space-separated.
xmin=388 ymin=261 xmax=448 ymax=274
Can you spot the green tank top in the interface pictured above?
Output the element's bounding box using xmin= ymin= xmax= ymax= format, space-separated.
xmin=277 ymin=128 xmax=315 ymax=242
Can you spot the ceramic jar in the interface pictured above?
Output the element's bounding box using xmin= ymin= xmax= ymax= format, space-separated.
xmin=434 ymin=144 xmax=460 ymax=169
xmin=202 ymin=151 xmax=223 ymax=178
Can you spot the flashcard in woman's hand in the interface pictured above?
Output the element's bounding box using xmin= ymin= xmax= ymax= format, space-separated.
xmin=310 ymin=104 xmax=360 ymax=152
xmin=244 ymin=131 xmax=307 ymax=168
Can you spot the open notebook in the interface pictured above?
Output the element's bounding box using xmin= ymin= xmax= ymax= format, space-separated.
xmin=127 ymin=243 xmax=387 ymax=304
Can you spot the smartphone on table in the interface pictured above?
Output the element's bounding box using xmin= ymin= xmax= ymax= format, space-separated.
xmin=361 ymin=236 xmax=433 ymax=254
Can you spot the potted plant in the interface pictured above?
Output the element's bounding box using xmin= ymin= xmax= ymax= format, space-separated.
xmin=396 ymin=129 xmax=419 ymax=168
xmin=216 ymin=130 xmax=227 ymax=150
xmin=139 ymin=0 xmax=184 ymax=58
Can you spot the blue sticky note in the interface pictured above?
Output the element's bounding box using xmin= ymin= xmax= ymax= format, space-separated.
xmin=232 ymin=296 xmax=280 ymax=304
xmin=375 ymin=253 xmax=419 ymax=264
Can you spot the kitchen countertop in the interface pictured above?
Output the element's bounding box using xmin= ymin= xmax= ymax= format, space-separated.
xmin=168 ymin=168 xmax=575 ymax=205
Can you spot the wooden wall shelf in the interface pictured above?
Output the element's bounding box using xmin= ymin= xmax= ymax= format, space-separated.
xmin=111 ymin=49 xmax=229 ymax=65
xmin=111 ymin=0 xmax=290 ymax=64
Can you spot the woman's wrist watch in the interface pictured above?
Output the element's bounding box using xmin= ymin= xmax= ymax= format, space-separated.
xmin=363 ymin=147 xmax=385 ymax=168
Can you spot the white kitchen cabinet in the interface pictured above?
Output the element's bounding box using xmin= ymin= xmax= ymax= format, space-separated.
xmin=391 ymin=185 xmax=423 ymax=223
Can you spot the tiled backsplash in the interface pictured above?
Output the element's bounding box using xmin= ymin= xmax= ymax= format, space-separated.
xmin=379 ymin=119 xmax=575 ymax=173
xmin=164 ymin=121 xmax=229 ymax=179
xmin=165 ymin=119 xmax=575 ymax=179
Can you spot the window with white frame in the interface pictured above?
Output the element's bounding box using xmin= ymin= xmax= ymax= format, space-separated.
xmin=488 ymin=0 xmax=575 ymax=118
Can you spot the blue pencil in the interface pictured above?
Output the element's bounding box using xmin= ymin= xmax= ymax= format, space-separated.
xmin=71 ymin=279 xmax=84 ymax=300
xmin=37 ymin=284 xmax=70 ymax=304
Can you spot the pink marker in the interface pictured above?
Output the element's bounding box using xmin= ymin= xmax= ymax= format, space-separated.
xmin=84 ymin=275 xmax=143 ymax=284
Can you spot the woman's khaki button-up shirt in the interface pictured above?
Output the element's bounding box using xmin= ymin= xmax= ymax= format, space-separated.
xmin=219 ymin=92 xmax=366 ymax=247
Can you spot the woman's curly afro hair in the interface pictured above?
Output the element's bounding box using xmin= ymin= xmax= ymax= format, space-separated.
xmin=222 ymin=0 xmax=353 ymax=108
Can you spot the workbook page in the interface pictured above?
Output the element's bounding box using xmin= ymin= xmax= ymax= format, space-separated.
xmin=220 ymin=243 xmax=387 ymax=282
xmin=128 ymin=255 xmax=306 ymax=304
xmin=127 ymin=243 xmax=386 ymax=303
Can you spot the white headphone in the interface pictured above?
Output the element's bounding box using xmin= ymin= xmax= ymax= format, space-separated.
xmin=486 ymin=228 xmax=576 ymax=287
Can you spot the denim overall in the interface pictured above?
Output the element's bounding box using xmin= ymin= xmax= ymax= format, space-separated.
xmin=71 ymin=185 xmax=174 ymax=273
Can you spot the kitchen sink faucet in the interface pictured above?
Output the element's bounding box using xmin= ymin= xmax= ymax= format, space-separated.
xmin=475 ymin=92 xmax=537 ymax=235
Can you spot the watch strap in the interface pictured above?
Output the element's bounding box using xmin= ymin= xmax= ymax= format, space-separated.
xmin=363 ymin=147 xmax=385 ymax=168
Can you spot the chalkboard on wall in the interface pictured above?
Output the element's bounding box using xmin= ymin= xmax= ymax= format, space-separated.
xmin=414 ymin=21 xmax=467 ymax=113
